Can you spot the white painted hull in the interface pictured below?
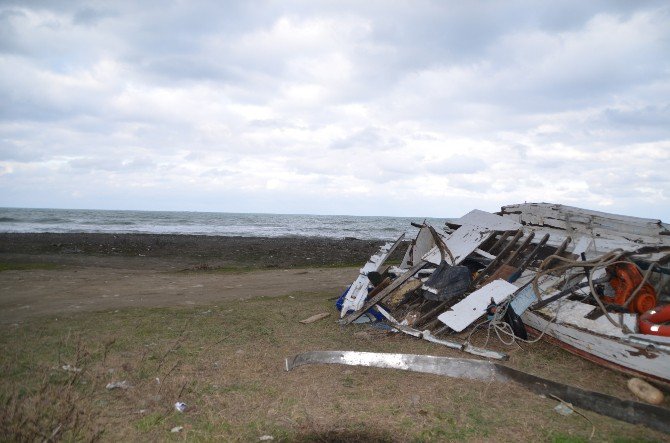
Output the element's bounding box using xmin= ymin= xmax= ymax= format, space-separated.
xmin=522 ymin=310 xmax=670 ymax=384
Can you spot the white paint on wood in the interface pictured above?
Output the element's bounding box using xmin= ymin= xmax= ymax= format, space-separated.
xmin=628 ymin=334 xmax=670 ymax=346
xmin=538 ymin=299 xmax=636 ymax=338
xmin=474 ymin=248 xmax=496 ymax=260
xmin=400 ymin=226 xmax=436 ymax=269
xmin=438 ymin=279 xmax=518 ymax=332
xmin=340 ymin=234 xmax=405 ymax=317
xmin=299 ymin=312 xmax=330 ymax=324
xmin=499 ymin=203 xmax=670 ymax=246
xmin=510 ymin=284 xmax=538 ymax=315
xmin=423 ymin=224 xmax=494 ymax=265
xmin=572 ymin=236 xmax=594 ymax=257
xmin=522 ymin=310 xmax=670 ymax=382
xmin=454 ymin=209 xmax=522 ymax=231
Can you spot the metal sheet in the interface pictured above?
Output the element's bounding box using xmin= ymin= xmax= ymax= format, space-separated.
xmin=285 ymin=350 xmax=503 ymax=381
xmin=285 ymin=350 xmax=670 ymax=434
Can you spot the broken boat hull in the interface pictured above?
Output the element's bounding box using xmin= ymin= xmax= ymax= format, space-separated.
xmin=522 ymin=310 xmax=670 ymax=385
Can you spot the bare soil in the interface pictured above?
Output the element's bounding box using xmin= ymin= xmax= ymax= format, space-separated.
xmin=0 ymin=233 xmax=381 ymax=324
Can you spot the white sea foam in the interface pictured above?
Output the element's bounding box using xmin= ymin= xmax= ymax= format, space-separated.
xmin=0 ymin=207 xmax=446 ymax=240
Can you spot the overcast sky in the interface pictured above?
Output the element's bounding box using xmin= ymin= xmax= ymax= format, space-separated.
xmin=1 ymin=1 xmax=669 ymax=219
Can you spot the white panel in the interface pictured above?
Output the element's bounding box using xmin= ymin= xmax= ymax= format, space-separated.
xmin=423 ymin=224 xmax=494 ymax=265
xmin=438 ymin=279 xmax=518 ymax=332
xmin=454 ymin=209 xmax=522 ymax=231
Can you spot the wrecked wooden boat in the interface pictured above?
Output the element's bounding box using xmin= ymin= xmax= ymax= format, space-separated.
xmin=499 ymin=203 xmax=670 ymax=384
xmin=338 ymin=202 xmax=670 ymax=384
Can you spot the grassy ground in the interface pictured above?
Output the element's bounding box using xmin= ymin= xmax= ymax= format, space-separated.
xmin=1 ymin=285 xmax=667 ymax=442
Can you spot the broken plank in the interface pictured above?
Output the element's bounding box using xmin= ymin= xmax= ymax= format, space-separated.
xmin=471 ymin=229 xmax=523 ymax=286
xmin=340 ymin=233 xmax=405 ymax=317
xmin=423 ymin=224 xmax=495 ymax=265
xmin=299 ymin=312 xmax=330 ymax=324
xmin=474 ymin=248 xmax=496 ymax=260
xmin=454 ymin=209 xmax=523 ymax=231
xmin=340 ymin=261 xmax=427 ymax=325
xmin=437 ymin=279 xmax=518 ymax=332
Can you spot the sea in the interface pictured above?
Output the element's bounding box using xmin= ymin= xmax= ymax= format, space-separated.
xmin=0 ymin=207 xmax=447 ymax=241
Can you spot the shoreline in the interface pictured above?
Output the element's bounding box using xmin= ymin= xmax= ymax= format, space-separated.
xmin=0 ymin=232 xmax=395 ymax=270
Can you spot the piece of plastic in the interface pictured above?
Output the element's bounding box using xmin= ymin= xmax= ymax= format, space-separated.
xmin=106 ymin=380 xmax=130 ymax=390
xmin=422 ymin=261 xmax=471 ymax=302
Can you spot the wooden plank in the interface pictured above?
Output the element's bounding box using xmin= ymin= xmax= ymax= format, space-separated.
xmin=500 ymin=203 xmax=669 ymax=243
xmin=487 ymin=230 xmax=514 ymax=255
xmin=522 ymin=310 xmax=670 ymax=383
xmin=340 ymin=233 xmax=405 ymax=316
xmin=299 ymin=312 xmax=330 ymax=324
xmin=454 ymin=209 xmax=522 ymax=231
xmin=340 ymin=261 xmax=427 ymax=325
xmin=471 ymin=229 xmax=523 ymax=286
xmin=474 ymin=248 xmax=495 ymax=260
xmin=437 ymin=279 xmax=518 ymax=332
xmin=400 ymin=225 xmax=436 ymax=268
xmin=423 ymin=224 xmax=495 ymax=265
xmin=484 ymin=264 xmax=517 ymax=283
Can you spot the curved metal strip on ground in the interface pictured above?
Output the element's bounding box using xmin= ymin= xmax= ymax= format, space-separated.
xmin=285 ymin=350 xmax=670 ymax=434
xmin=285 ymin=350 xmax=503 ymax=381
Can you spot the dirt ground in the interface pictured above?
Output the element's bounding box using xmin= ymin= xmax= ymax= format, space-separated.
xmin=0 ymin=266 xmax=357 ymax=324
xmin=0 ymin=233 xmax=380 ymax=324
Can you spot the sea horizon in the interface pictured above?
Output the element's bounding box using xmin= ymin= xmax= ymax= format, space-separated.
xmin=0 ymin=207 xmax=447 ymax=240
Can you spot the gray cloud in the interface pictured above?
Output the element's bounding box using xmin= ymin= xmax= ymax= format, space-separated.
xmin=0 ymin=1 xmax=669 ymax=219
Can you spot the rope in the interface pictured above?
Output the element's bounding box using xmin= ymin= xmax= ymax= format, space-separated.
xmin=466 ymin=296 xmax=559 ymax=349
xmin=531 ymin=249 xmax=629 ymax=330
xmin=468 ymin=244 xmax=669 ymax=346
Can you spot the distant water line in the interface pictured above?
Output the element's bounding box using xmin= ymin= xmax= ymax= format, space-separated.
xmin=0 ymin=207 xmax=447 ymax=241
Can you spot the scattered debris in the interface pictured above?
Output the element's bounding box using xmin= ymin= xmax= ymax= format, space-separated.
xmin=627 ymin=378 xmax=664 ymax=405
xmin=258 ymin=436 xmax=274 ymax=441
xmin=61 ymin=364 xmax=82 ymax=373
xmin=553 ymin=402 xmax=574 ymax=416
xmin=171 ymin=426 xmax=184 ymax=433
xmin=331 ymin=202 xmax=670 ymax=384
xmin=174 ymin=402 xmax=187 ymax=413
xmin=299 ymin=312 xmax=330 ymax=324
xmin=105 ymin=380 xmax=131 ymax=390
xmin=340 ymin=234 xmax=405 ymax=316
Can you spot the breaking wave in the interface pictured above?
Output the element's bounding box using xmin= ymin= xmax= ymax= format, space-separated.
xmin=0 ymin=207 xmax=446 ymax=240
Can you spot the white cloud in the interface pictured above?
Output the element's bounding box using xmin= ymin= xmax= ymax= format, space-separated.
xmin=0 ymin=1 xmax=669 ymax=219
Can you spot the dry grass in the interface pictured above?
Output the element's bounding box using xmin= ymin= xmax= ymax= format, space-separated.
xmin=1 ymin=289 xmax=667 ymax=442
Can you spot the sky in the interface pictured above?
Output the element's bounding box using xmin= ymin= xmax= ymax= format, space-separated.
xmin=1 ymin=1 xmax=669 ymax=219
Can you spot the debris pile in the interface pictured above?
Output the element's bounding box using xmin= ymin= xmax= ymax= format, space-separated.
xmin=336 ymin=203 xmax=670 ymax=382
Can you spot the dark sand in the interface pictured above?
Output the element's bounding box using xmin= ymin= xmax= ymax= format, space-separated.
xmin=0 ymin=233 xmax=396 ymax=323
xmin=0 ymin=232 xmax=387 ymax=269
